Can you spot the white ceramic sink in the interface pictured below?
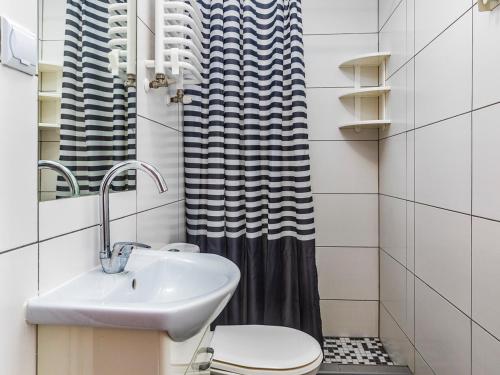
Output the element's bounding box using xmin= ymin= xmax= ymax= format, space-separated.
xmin=26 ymin=250 xmax=240 ymax=341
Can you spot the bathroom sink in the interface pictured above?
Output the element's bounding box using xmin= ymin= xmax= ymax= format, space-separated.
xmin=26 ymin=250 xmax=240 ymax=341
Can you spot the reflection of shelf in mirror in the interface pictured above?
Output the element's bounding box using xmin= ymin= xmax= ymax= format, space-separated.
xmin=339 ymin=52 xmax=391 ymax=68
xmin=339 ymin=87 xmax=391 ymax=99
xmin=39 ymin=61 xmax=63 ymax=73
xmin=39 ymin=123 xmax=60 ymax=130
xmin=339 ymin=120 xmax=391 ymax=131
xmin=39 ymin=92 xmax=62 ymax=102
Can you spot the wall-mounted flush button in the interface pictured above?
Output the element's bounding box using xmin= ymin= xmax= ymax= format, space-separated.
xmin=0 ymin=16 xmax=37 ymax=75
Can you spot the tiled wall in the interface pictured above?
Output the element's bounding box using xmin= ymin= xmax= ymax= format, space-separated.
xmin=378 ymin=1 xmax=500 ymax=374
xmin=302 ymin=0 xmax=380 ymax=337
xmin=0 ymin=1 xmax=185 ymax=373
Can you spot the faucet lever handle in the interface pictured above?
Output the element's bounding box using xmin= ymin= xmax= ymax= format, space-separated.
xmin=112 ymin=242 xmax=151 ymax=256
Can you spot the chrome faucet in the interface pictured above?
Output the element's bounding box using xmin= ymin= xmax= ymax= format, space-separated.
xmin=99 ymin=160 xmax=168 ymax=274
xmin=38 ymin=160 xmax=80 ymax=196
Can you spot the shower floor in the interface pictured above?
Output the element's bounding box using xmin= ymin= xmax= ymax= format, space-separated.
xmin=323 ymin=337 xmax=394 ymax=366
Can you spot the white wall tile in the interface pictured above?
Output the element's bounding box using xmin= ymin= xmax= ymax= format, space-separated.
xmin=415 ymin=204 xmax=471 ymax=315
xmin=302 ymin=0 xmax=377 ymax=35
xmin=304 ymin=34 xmax=378 ymax=88
xmin=306 ymin=88 xmax=378 ymax=141
xmin=39 ymin=226 xmax=100 ymax=293
xmin=406 ymin=131 xmax=415 ymax=200
xmin=0 ymin=0 xmax=37 ymax=32
xmin=314 ymin=194 xmax=378 ymax=247
xmin=39 ymin=190 xmax=137 ymax=241
xmin=415 ymin=280 xmax=471 ymax=375
xmin=473 ymin=104 xmax=500 ymax=221
xmin=380 ymin=0 xmax=408 ymax=76
xmin=309 ymin=141 xmax=378 ymax=194
xmin=414 ymin=351 xmax=434 ymax=375
xmin=406 ymin=201 xmax=415 ymax=272
xmin=380 ymin=133 xmax=406 ymax=199
xmin=415 ymin=12 xmax=472 ymax=128
xmin=40 ymin=40 xmax=64 ymax=63
xmin=42 ymin=0 xmax=66 ymax=40
xmin=415 ymin=114 xmax=471 ymax=213
xmin=380 ymin=195 xmax=406 ymax=265
xmin=383 ymin=65 xmax=408 ymax=136
xmin=137 ymin=0 xmax=155 ymax=30
xmin=320 ymin=300 xmax=378 ymax=337
xmin=379 ymin=0 xmax=403 ymax=29
xmin=0 ymin=66 xmax=38 ymax=253
xmin=137 ymin=116 xmax=179 ymax=211
xmin=380 ymin=249 xmax=406 ymax=327
xmin=0 ymin=245 xmax=37 ymax=375
xmin=137 ymin=202 xmax=181 ymax=249
xmin=380 ymin=304 xmax=415 ymax=368
xmin=472 ymin=217 xmax=500 ymax=340
xmin=472 ymin=323 xmax=500 ymax=375
xmin=415 ymin=0 xmax=472 ymax=52
xmin=316 ymin=247 xmax=378 ymax=300
xmin=474 ymin=6 xmax=500 ymax=109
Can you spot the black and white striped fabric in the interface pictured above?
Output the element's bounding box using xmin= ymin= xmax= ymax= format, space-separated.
xmin=184 ymin=0 xmax=323 ymax=343
xmin=57 ymin=0 xmax=136 ymax=197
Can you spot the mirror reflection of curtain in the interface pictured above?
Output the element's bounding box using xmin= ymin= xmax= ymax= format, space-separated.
xmin=57 ymin=0 xmax=136 ymax=197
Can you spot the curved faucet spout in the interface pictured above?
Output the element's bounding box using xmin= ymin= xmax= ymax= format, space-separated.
xmin=38 ymin=160 xmax=80 ymax=197
xmin=99 ymin=160 xmax=168 ymax=272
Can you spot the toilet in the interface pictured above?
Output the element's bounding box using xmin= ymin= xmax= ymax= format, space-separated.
xmin=209 ymin=325 xmax=323 ymax=375
xmin=163 ymin=243 xmax=323 ymax=375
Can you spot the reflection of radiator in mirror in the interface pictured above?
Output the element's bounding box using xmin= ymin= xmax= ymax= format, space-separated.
xmin=145 ymin=0 xmax=205 ymax=105
xmin=108 ymin=0 xmax=137 ymax=87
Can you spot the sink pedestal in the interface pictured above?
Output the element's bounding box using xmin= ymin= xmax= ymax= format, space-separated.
xmin=38 ymin=325 xmax=211 ymax=375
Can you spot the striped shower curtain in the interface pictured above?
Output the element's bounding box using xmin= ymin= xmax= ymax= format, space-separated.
xmin=184 ymin=0 xmax=323 ymax=343
xmin=57 ymin=0 xmax=136 ymax=196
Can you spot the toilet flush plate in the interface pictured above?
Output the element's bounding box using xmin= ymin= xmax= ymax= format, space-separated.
xmin=0 ymin=16 xmax=37 ymax=75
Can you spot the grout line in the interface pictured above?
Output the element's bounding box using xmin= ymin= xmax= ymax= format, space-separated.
xmin=412 ymin=4 xmax=476 ymax=60
xmin=378 ymin=0 xmax=405 ymax=33
xmin=304 ymin=32 xmax=379 ymax=37
xmin=470 ymin=9 xmax=475 ymax=375
xmin=380 ymin=244 xmax=500 ymax=348
xmin=315 ymin=245 xmax=379 ymax=249
xmin=0 ymin=241 xmax=39 ymax=257
xmin=379 ymin=100 xmax=500 ymax=141
xmin=138 ymin=16 xmax=154 ymax=35
xmin=320 ymin=298 xmax=380 ymax=303
xmin=137 ymin=114 xmax=182 ymax=133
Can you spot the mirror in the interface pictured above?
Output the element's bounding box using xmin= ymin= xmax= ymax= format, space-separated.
xmin=38 ymin=0 xmax=137 ymax=201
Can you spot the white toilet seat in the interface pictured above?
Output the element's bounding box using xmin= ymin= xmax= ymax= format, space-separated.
xmin=209 ymin=325 xmax=323 ymax=375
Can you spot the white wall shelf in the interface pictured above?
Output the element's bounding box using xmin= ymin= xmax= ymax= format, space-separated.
xmin=38 ymin=123 xmax=60 ymax=130
xmin=339 ymin=52 xmax=391 ymax=68
xmin=339 ymin=86 xmax=391 ymax=99
xmin=339 ymin=120 xmax=391 ymax=132
xmin=337 ymin=52 xmax=391 ymax=132
xmin=38 ymin=61 xmax=62 ymax=73
xmin=38 ymin=92 xmax=62 ymax=102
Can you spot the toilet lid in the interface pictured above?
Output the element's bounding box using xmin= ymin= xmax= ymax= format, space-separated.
xmin=211 ymin=325 xmax=322 ymax=371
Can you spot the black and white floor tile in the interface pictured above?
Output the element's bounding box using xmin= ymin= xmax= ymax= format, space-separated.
xmin=323 ymin=337 xmax=394 ymax=366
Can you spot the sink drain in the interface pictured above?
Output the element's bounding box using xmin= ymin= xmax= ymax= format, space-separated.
xmin=131 ymin=279 xmax=137 ymax=289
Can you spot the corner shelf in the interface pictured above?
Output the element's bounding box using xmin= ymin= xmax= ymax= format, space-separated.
xmin=38 ymin=122 xmax=60 ymax=130
xmin=339 ymin=120 xmax=391 ymax=132
xmin=339 ymin=86 xmax=391 ymax=99
xmin=39 ymin=92 xmax=62 ymax=102
xmin=39 ymin=61 xmax=63 ymax=73
xmin=337 ymin=52 xmax=391 ymax=132
xmin=339 ymin=52 xmax=391 ymax=68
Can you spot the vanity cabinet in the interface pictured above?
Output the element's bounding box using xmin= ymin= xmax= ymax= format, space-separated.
xmin=38 ymin=325 xmax=212 ymax=375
